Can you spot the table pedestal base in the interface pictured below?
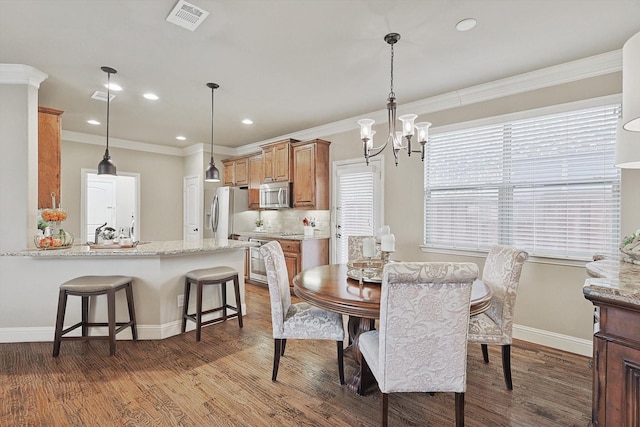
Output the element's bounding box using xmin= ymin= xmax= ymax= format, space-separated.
xmin=345 ymin=315 xmax=376 ymax=395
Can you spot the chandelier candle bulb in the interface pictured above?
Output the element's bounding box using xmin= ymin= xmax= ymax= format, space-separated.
xmin=362 ymin=237 xmax=376 ymax=258
xmin=381 ymin=233 xmax=395 ymax=252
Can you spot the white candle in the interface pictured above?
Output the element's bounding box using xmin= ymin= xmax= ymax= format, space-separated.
xmin=362 ymin=237 xmax=376 ymax=258
xmin=381 ymin=233 xmax=395 ymax=252
xmin=377 ymin=225 xmax=390 ymax=242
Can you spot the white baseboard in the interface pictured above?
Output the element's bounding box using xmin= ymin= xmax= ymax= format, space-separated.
xmin=0 ymin=317 xmax=234 ymax=343
xmin=513 ymin=324 xmax=593 ymax=357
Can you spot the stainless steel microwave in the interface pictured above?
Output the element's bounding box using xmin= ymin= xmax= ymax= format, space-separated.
xmin=259 ymin=182 xmax=292 ymax=209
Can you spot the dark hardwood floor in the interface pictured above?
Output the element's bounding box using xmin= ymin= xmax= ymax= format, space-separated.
xmin=1 ymin=283 xmax=592 ymax=426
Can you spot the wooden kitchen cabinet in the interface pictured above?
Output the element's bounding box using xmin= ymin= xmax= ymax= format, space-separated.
xmin=38 ymin=106 xmax=63 ymax=209
xmin=291 ymin=139 xmax=331 ymax=210
xmin=222 ymin=155 xmax=250 ymax=187
xmin=276 ymin=238 xmax=329 ymax=293
xmin=261 ymin=139 xmax=297 ymax=183
xmin=248 ymin=153 xmax=263 ymax=210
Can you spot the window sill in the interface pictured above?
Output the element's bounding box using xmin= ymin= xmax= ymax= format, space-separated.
xmin=419 ymin=245 xmax=589 ymax=268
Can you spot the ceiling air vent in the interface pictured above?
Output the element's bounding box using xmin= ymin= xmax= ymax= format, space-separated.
xmin=91 ymin=91 xmax=115 ymax=102
xmin=166 ymin=0 xmax=209 ymax=32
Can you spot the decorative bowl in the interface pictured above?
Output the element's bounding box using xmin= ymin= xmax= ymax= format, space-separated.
xmin=35 ymin=231 xmax=74 ymax=249
xmin=40 ymin=208 xmax=68 ymax=222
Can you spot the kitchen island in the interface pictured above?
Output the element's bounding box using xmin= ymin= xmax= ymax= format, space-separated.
xmin=0 ymin=239 xmax=254 ymax=343
xmin=583 ymin=258 xmax=640 ymax=427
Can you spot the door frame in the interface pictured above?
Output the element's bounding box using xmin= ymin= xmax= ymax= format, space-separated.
xmin=330 ymin=157 xmax=384 ymax=264
xmin=81 ymin=169 xmax=140 ymax=244
xmin=183 ymin=175 xmax=203 ymax=241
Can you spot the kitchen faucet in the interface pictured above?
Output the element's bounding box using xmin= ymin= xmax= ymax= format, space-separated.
xmin=94 ymin=222 xmax=107 ymax=244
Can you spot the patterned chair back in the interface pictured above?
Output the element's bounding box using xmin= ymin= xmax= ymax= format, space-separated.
xmin=347 ymin=235 xmax=381 ymax=261
xmin=481 ymin=245 xmax=529 ymax=336
xmin=260 ymin=241 xmax=292 ymax=338
xmin=377 ymin=262 xmax=478 ymax=393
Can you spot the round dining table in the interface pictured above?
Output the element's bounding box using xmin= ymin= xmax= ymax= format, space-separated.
xmin=293 ymin=263 xmax=493 ymax=395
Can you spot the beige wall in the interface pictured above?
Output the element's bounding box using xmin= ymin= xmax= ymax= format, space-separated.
xmin=61 ymin=140 xmax=184 ymax=241
xmin=324 ymin=71 xmax=637 ymax=346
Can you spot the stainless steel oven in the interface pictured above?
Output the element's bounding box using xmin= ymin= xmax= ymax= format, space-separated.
xmin=249 ymin=238 xmax=269 ymax=284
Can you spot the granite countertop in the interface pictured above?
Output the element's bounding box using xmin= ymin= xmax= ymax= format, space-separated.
xmin=1 ymin=238 xmax=255 ymax=258
xmin=583 ymin=258 xmax=640 ymax=307
xmin=234 ymin=230 xmax=331 ymax=241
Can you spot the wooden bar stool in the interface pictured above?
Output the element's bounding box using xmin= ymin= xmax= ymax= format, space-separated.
xmin=181 ymin=266 xmax=243 ymax=341
xmin=52 ymin=275 xmax=137 ymax=357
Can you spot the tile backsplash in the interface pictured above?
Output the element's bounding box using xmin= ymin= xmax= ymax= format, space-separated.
xmin=255 ymin=210 xmax=330 ymax=234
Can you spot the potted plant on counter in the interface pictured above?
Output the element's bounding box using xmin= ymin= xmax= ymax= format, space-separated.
xmin=99 ymin=227 xmax=117 ymax=245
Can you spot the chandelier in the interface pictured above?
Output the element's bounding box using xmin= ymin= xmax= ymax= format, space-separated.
xmin=357 ymin=33 xmax=431 ymax=166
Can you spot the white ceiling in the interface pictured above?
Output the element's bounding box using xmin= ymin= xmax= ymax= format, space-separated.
xmin=1 ymin=0 xmax=639 ymax=151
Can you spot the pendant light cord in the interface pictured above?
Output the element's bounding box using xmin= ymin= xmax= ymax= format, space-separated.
xmin=105 ymin=71 xmax=111 ymax=156
xmin=210 ymin=85 xmax=215 ymax=162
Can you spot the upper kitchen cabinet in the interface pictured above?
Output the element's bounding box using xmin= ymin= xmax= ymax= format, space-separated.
xmin=38 ymin=107 xmax=63 ymax=209
xmin=222 ymin=156 xmax=249 ymax=187
xmin=292 ymin=139 xmax=331 ymax=210
xmin=248 ymin=153 xmax=263 ymax=210
xmin=261 ymin=138 xmax=298 ymax=183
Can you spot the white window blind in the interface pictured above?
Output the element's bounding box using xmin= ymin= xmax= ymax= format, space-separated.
xmin=336 ymin=163 xmax=378 ymax=263
xmin=424 ymin=103 xmax=621 ymax=260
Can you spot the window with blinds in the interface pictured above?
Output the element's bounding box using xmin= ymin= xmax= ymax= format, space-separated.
xmin=335 ymin=161 xmax=381 ymax=263
xmin=423 ymin=103 xmax=621 ymax=260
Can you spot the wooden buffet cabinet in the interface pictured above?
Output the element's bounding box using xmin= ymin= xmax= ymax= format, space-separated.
xmin=38 ymin=106 xmax=63 ymax=209
xmin=584 ymin=259 xmax=640 ymax=427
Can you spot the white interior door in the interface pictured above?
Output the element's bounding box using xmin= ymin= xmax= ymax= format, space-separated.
xmin=183 ymin=176 xmax=202 ymax=241
xmin=87 ymin=178 xmax=116 ymax=243
xmin=331 ymin=158 xmax=383 ymax=263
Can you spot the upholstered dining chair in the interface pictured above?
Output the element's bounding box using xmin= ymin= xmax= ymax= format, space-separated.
xmin=260 ymin=241 xmax=345 ymax=384
xmin=359 ymin=262 xmax=478 ymax=427
xmin=468 ymin=245 xmax=529 ymax=390
xmin=348 ymin=235 xmax=381 ymax=261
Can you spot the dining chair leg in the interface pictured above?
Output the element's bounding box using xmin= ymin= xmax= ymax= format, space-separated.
xmin=281 ymin=339 xmax=286 ymax=356
xmin=502 ymin=344 xmax=513 ymax=390
xmin=381 ymin=392 xmax=389 ymax=427
xmin=481 ymin=343 xmax=489 ymax=363
xmin=455 ymin=392 xmax=465 ymax=427
xmin=272 ymin=338 xmax=282 ymax=381
xmin=337 ymin=340 xmax=345 ymax=385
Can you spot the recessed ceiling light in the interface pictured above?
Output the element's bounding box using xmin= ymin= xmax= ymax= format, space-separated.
xmin=87 ymin=119 xmax=100 ymax=125
xmin=242 ymin=118 xmax=254 ymax=125
xmin=143 ymin=93 xmax=159 ymax=100
xmin=456 ymin=18 xmax=477 ymax=32
xmin=176 ymin=136 xmax=186 ymax=141
xmin=104 ymin=82 xmax=122 ymax=91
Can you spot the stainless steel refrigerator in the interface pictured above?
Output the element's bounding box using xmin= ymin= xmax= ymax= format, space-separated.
xmin=210 ymin=186 xmax=248 ymax=238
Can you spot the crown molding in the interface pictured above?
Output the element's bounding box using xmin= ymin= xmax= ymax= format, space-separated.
xmin=0 ymin=64 xmax=48 ymax=87
xmin=261 ymin=49 xmax=623 ymax=146
xmin=63 ymin=130 xmax=185 ymax=157
xmin=63 ymin=131 xmax=236 ymax=158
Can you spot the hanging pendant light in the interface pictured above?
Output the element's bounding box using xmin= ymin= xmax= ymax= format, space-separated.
xmin=357 ymin=33 xmax=432 ymax=166
xmin=97 ymin=66 xmax=117 ymax=175
xmin=205 ymin=82 xmax=221 ymax=182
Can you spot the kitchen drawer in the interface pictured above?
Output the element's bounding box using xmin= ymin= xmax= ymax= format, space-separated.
xmin=277 ymin=239 xmax=300 ymax=253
